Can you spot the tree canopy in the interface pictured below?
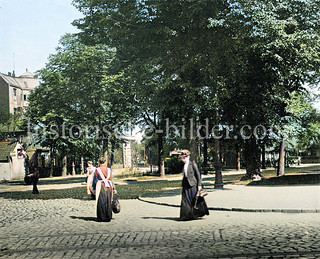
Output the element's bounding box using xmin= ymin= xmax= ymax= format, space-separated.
xmin=24 ymin=0 xmax=320 ymax=177
xmin=70 ymin=0 xmax=320 ymax=175
xmin=26 ymin=34 xmax=135 ymax=159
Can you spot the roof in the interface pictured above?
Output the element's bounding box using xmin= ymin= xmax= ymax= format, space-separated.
xmin=0 ymin=72 xmax=39 ymax=90
xmin=19 ymin=69 xmax=35 ymax=78
xmin=0 ymin=73 xmax=20 ymax=87
xmin=0 ymin=142 xmax=17 ymax=162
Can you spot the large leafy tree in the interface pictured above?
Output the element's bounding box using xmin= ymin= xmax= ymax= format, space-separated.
xmin=26 ymin=34 xmax=135 ymax=163
xmin=207 ymin=0 xmax=320 ymax=177
xmin=72 ymin=0 xmax=228 ymax=174
xmin=285 ymin=92 xmax=320 ymax=155
xmin=72 ymin=0 xmax=320 ymax=178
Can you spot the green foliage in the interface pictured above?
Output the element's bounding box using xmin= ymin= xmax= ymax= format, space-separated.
xmin=164 ymin=156 xmax=184 ymax=174
xmin=0 ymin=108 xmax=10 ymax=125
xmin=285 ymin=92 xmax=320 ymax=151
xmin=25 ymin=34 xmax=135 ymax=159
xmin=29 ymin=0 xmax=318 ymax=176
xmin=0 ymin=112 xmax=24 ymax=137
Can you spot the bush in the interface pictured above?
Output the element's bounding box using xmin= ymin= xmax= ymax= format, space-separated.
xmin=164 ymin=156 xmax=184 ymax=174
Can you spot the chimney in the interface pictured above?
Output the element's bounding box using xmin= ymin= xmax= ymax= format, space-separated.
xmin=12 ymin=70 xmax=15 ymax=77
xmin=8 ymin=72 xmax=11 ymax=76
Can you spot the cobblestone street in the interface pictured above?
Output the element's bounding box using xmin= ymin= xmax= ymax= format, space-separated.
xmin=1 ymin=197 xmax=319 ymax=258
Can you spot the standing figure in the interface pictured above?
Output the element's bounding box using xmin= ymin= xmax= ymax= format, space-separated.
xmin=179 ymin=150 xmax=209 ymax=220
xmin=92 ymin=157 xmax=114 ymax=222
xmin=24 ymin=151 xmax=39 ymax=194
xmin=297 ymin=156 xmax=301 ymax=166
xmin=86 ymin=161 xmax=96 ymax=198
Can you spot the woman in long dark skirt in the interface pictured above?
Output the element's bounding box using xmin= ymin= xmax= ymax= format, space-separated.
xmin=179 ymin=150 xmax=209 ymax=220
xmin=24 ymin=151 xmax=39 ymax=194
xmin=92 ymin=157 xmax=113 ymax=222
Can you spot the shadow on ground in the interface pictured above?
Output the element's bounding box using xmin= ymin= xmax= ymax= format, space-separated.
xmin=141 ymin=216 xmax=181 ymax=221
xmin=247 ymin=174 xmax=320 ymax=186
xmin=70 ymin=216 xmax=98 ymax=222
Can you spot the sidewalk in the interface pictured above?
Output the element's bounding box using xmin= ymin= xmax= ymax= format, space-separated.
xmin=139 ymin=183 xmax=320 ymax=213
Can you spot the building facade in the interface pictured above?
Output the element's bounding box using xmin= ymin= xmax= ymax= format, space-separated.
xmin=0 ymin=70 xmax=39 ymax=114
xmin=0 ymin=141 xmax=26 ymax=181
xmin=123 ymin=135 xmax=135 ymax=168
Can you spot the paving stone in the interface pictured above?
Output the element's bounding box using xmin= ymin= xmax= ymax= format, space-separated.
xmin=1 ymin=197 xmax=320 ymax=258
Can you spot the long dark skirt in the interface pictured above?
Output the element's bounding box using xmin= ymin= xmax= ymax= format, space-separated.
xmin=24 ymin=170 xmax=39 ymax=194
xmin=96 ymin=182 xmax=113 ymax=222
xmin=180 ymin=177 xmax=209 ymax=220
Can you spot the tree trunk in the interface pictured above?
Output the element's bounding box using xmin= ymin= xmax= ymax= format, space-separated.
xmin=103 ymin=138 xmax=108 ymax=162
xmin=160 ymin=160 xmax=165 ymax=178
xmin=203 ymin=138 xmax=208 ymax=175
xmin=80 ymin=157 xmax=84 ymax=175
xmin=49 ymin=149 xmax=54 ymax=178
xmin=243 ymin=137 xmax=260 ymax=180
xmin=149 ymin=150 xmax=153 ymax=173
xmin=277 ymin=139 xmax=286 ymax=176
xmin=157 ymin=133 xmax=165 ymax=177
xmin=110 ymin=139 xmax=115 ymax=166
xmin=62 ymin=156 xmax=67 ymax=177
xmin=189 ymin=138 xmax=198 ymax=162
xmin=72 ymin=159 xmax=76 ymax=176
xmin=261 ymin=143 xmax=266 ymax=169
xmin=214 ymin=139 xmax=223 ymax=189
xmin=237 ymin=151 xmax=241 ymax=171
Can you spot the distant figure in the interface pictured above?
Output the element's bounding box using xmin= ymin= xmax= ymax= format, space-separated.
xmin=266 ymin=158 xmax=271 ymax=167
xmin=297 ymin=156 xmax=301 ymax=166
xmin=252 ymin=167 xmax=264 ymax=181
xmin=24 ymin=152 xmax=39 ymax=194
xmin=22 ymin=149 xmax=29 ymax=175
xmin=86 ymin=161 xmax=96 ymax=198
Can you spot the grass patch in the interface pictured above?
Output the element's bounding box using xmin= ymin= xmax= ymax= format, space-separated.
xmin=114 ymin=172 xmax=181 ymax=181
xmin=0 ymin=165 xmax=319 ymax=200
xmin=0 ymin=187 xmax=88 ymax=200
xmin=3 ymin=176 xmax=87 ymax=187
xmin=0 ymin=180 xmax=182 ymax=200
xmin=116 ymin=180 xmax=181 ymax=199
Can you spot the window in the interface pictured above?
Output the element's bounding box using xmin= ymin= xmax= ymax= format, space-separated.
xmin=13 ymin=88 xmax=17 ymax=101
xmin=24 ymin=95 xmax=27 ymax=101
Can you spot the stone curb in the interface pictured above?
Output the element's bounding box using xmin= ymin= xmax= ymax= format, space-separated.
xmin=137 ymin=197 xmax=320 ymax=214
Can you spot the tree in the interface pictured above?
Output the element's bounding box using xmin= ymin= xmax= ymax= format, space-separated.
xmin=71 ymin=0 xmax=320 ymax=179
xmin=72 ymin=0 xmax=228 ymax=175
xmin=285 ymin=91 xmax=320 ymax=156
xmin=25 ymin=34 xmax=135 ymax=164
xmin=214 ymin=0 xmax=320 ymax=178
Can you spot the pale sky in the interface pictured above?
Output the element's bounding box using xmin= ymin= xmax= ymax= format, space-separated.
xmin=0 ymin=0 xmax=82 ymax=76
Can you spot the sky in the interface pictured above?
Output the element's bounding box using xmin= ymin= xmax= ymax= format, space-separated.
xmin=0 ymin=0 xmax=82 ymax=76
